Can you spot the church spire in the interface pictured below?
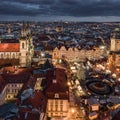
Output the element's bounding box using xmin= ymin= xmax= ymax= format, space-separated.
xmin=21 ymin=21 xmax=30 ymax=38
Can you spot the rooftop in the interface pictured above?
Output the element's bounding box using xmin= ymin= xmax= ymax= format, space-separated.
xmin=0 ymin=43 xmax=20 ymax=52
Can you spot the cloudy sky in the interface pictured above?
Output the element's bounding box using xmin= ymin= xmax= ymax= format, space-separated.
xmin=0 ymin=0 xmax=120 ymax=21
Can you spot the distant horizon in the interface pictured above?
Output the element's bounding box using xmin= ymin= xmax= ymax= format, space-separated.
xmin=1 ymin=16 xmax=120 ymax=23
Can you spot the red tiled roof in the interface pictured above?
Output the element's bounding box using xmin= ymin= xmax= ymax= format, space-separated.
xmin=0 ymin=43 xmax=20 ymax=52
xmin=46 ymin=82 xmax=68 ymax=93
xmin=18 ymin=108 xmax=40 ymax=120
xmin=0 ymin=70 xmax=32 ymax=94
xmin=3 ymin=66 xmax=15 ymax=73
xmin=24 ymin=91 xmax=47 ymax=112
xmin=37 ymin=34 xmax=49 ymax=41
xmin=44 ymin=44 xmax=53 ymax=51
xmin=2 ymin=72 xmax=30 ymax=83
xmin=46 ymin=82 xmax=69 ymax=99
xmin=17 ymin=75 xmax=36 ymax=96
xmin=55 ymin=68 xmax=67 ymax=86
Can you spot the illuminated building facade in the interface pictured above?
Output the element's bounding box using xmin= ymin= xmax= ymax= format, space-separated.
xmin=52 ymin=46 xmax=105 ymax=63
xmin=46 ymin=79 xmax=69 ymax=119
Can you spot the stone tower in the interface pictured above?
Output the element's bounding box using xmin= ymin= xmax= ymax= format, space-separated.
xmin=19 ymin=22 xmax=34 ymax=67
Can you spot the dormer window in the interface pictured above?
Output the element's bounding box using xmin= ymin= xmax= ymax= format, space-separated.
xmin=55 ymin=93 xmax=59 ymax=98
xmin=53 ymin=79 xmax=57 ymax=83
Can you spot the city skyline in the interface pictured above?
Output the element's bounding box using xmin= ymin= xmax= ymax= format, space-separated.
xmin=1 ymin=0 xmax=120 ymax=22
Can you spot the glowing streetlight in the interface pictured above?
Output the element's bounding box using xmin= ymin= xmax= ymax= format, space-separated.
xmin=112 ymin=73 xmax=116 ymax=78
xmin=118 ymin=78 xmax=120 ymax=82
xmin=71 ymin=108 xmax=75 ymax=113
xmin=67 ymin=81 xmax=71 ymax=86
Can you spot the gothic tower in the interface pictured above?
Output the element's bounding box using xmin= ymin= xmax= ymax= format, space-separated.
xmin=19 ymin=22 xmax=34 ymax=67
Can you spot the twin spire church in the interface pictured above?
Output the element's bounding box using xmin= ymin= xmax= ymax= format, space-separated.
xmin=0 ymin=23 xmax=34 ymax=67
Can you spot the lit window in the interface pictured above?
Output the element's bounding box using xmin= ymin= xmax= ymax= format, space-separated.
xmin=55 ymin=93 xmax=59 ymax=98
xmin=60 ymin=106 xmax=63 ymax=111
xmin=60 ymin=100 xmax=63 ymax=104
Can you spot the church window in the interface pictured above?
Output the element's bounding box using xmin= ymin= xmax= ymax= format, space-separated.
xmin=22 ymin=43 xmax=25 ymax=49
xmin=54 ymin=53 xmax=56 ymax=56
xmin=7 ymin=54 xmax=9 ymax=58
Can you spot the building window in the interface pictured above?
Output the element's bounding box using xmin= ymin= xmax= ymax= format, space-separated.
xmin=54 ymin=53 xmax=56 ymax=56
xmin=55 ymin=100 xmax=58 ymax=105
xmin=60 ymin=106 xmax=63 ymax=111
xmin=55 ymin=93 xmax=59 ymax=98
xmin=12 ymin=54 xmax=15 ymax=58
xmin=7 ymin=95 xmax=10 ymax=98
xmin=1 ymin=54 xmax=3 ymax=58
xmin=7 ymin=89 xmax=10 ymax=93
xmin=55 ymin=105 xmax=58 ymax=111
xmin=50 ymin=101 xmax=53 ymax=111
xmin=51 ymin=113 xmax=53 ymax=117
xmin=60 ymin=100 xmax=63 ymax=104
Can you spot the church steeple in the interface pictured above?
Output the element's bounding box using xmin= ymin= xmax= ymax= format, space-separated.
xmin=7 ymin=24 xmax=11 ymax=34
xmin=21 ymin=22 xmax=30 ymax=38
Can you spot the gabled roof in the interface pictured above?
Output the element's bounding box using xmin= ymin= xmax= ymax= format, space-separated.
xmin=0 ymin=43 xmax=20 ymax=52
xmin=2 ymin=72 xmax=30 ymax=83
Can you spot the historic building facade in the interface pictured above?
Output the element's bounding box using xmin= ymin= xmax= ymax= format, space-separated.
xmin=0 ymin=23 xmax=34 ymax=67
xmin=52 ymin=46 xmax=105 ymax=63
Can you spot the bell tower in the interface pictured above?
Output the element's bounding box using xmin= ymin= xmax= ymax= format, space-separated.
xmin=19 ymin=38 xmax=27 ymax=67
xmin=19 ymin=22 xmax=33 ymax=67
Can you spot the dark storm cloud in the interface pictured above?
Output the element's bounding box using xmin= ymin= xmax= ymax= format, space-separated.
xmin=0 ymin=0 xmax=120 ymax=17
